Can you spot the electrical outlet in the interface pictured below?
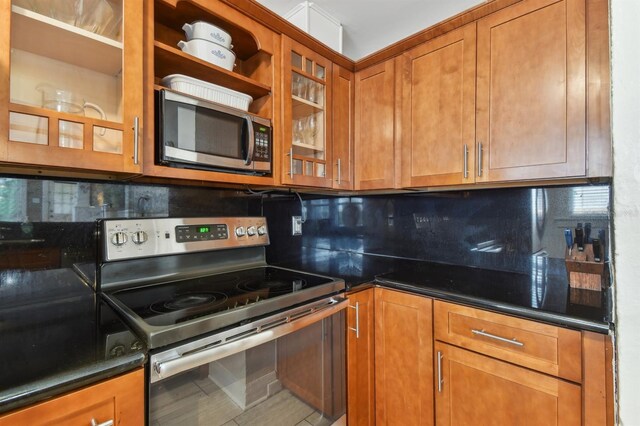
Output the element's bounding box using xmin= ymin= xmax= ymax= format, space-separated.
xmin=292 ymin=216 xmax=302 ymax=236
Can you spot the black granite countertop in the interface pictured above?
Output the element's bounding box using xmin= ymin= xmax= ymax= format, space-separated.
xmin=0 ymin=268 xmax=146 ymax=415
xmin=270 ymin=250 xmax=612 ymax=334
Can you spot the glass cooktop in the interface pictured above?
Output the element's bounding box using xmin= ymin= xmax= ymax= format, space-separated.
xmin=108 ymin=267 xmax=334 ymax=327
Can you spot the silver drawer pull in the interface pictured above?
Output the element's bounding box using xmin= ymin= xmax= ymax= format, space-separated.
xmin=91 ymin=419 xmax=114 ymax=426
xmin=471 ymin=329 xmax=524 ymax=347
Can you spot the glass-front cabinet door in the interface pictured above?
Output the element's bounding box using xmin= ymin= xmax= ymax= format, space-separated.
xmin=282 ymin=36 xmax=332 ymax=188
xmin=0 ymin=0 xmax=142 ymax=175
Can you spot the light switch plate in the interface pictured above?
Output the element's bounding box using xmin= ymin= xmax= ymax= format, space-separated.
xmin=292 ymin=216 xmax=302 ymax=236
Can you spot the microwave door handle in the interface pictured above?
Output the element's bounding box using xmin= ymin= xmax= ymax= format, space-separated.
xmin=244 ymin=115 xmax=255 ymax=166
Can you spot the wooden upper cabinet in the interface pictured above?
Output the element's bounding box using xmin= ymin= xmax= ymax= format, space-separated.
xmin=346 ymin=288 xmax=375 ymax=426
xmin=354 ymin=59 xmax=398 ymax=190
xmin=435 ymin=342 xmax=581 ymax=426
xmin=476 ymin=0 xmax=587 ymax=182
xmin=375 ymin=288 xmax=433 ymax=426
xmin=400 ymin=24 xmax=476 ymax=188
xmin=0 ymin=369 xmax=144 ymax=426
xmin=143 ymin=0 xmax=277 ymax=186
xmin=0 ymin=0 xmax=143 ymax=175
xmin=332 ymin=64 xmax=354 ymax=190
xmin=281 ymin=36 xmax=333 ymax=188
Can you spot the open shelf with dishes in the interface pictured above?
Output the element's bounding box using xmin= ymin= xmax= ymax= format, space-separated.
xmin=153 ymin=0 xmax=274 ymax=118
xmin=141 ymin=0 xmax=278 ymax=186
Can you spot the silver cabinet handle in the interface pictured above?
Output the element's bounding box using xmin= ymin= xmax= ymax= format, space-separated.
xmin=91 ymin=419 xmax=114 ymax=426
xmin=348 ymin=302 xmax=359 ymax=338
xmin=471 ymin=329 xmax=524 ymax=347
xmin=287 ymin=148 xmax=294 ymax=176
xmin=336 ymin=158 xmax=342 ymax=185
xmin=437 ymin=351 xmax=444 ymax=393
xmin=132 ymin=116 xmax=140 ymax=165
xmin=463 ymin=144 xmax=468 ymax=178
xmin=477 ymin=142 xmax=483 ymax=177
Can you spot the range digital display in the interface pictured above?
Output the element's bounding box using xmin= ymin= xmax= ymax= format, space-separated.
xmin=175 ymin=224 xmax=228 ymax=242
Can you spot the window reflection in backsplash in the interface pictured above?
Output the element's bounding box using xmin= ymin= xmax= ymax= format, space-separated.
xmin=0 ymin=176 xmax=260 ymax=272
xmin=263 ymin=184 xmax=611 ymax=276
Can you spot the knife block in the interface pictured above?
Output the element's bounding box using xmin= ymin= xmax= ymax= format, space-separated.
xmin=565 ymin=243 xmax=605 ymax=291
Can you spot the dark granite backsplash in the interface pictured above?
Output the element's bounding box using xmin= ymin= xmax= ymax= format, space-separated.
xmin=0 ymin=175 xmax=261 ymax=278
xmin=263 ymin=184 xmax=611 ymax=276
xmin=0 ymin=175 xmax=611 ymax=292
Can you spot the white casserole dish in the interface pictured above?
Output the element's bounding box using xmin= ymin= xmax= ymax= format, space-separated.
xmin=182 ymin=21 xmax=232 ymax=49
xmin=177 ymin=39 xmax=236 ymax=71
xmin=161 ymin=74 xmax=253 ymax=111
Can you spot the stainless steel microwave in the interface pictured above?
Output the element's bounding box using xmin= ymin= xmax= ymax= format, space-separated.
xmin=156 ymin=89 xmax=272 ymax=175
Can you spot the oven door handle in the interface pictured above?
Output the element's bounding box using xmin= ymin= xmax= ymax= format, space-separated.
xmin=152 ymin=297 xmax=348 ymax=382
xmin=244 ymin=115 xmax=255 ymax=166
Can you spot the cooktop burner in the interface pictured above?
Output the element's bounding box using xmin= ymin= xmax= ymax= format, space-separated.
xmin=149 ymin=292 xmax=228 ymax=314
xmin=107 ymin=267 xmax=332 ymax=327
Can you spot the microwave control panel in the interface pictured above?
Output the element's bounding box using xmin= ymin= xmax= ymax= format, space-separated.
xmin=253 ymin=125 xmax=271 ymax=161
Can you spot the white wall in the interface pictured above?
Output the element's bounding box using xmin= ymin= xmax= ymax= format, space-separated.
xmin=611 ymin=0 xmax=640 ymax=423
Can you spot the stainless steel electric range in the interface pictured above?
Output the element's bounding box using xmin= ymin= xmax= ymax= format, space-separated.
xmin=97 ymin=217 xmax=347 ymax=425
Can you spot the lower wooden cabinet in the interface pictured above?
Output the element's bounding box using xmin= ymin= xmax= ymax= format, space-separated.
xmin=0 ymin=369 xmax=144 ymax=426
xmin=346 ymin=288 xmax=375 ymax=426
xmin=374 ymin=287 xmax=433 ymax=426
xmin=345 ymin=287 xmax=613 ymax=426
xmin=434 ymin=342 xmax=581 ymax=425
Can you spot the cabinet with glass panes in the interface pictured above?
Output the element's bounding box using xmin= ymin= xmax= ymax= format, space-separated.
xmin=282 ymin=36 xmax=333 ymax=188
xmin=0 ymin=0 xmax=142 ymax=176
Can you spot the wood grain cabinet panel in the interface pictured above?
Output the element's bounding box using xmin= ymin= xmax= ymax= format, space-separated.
xmin=476 ymin=0 xmax=586 ymax=182
xmin=332 ymin=64 xmax=354 ymax=190
xmin=0 ymin=369 xmax=144 ymax=426
xmin=400 ymin=24 xmax=476 ymax=187
xmin=434 ymin=342 xmax=581 ymax=426
xmin=346 ymin=288 xmax=375 ymax=426
xmin=374 ymin=288 xmax=433 ymax=426
xmin=354 ymin=59 xmax=398 ymax=190
xmin=434 ymin=301 xmax=582 ymax=382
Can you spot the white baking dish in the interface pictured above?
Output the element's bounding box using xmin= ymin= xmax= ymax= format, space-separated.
xmin=182 ymin=21 xmax=232 ymax=49
xmin=161 ymin=74 xmax=253 ymax=111
xmin=177 ymin=39 xmax=236 ymax=71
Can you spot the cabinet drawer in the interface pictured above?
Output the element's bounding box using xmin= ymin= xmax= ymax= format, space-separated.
xmin=434 ymin=301 xmax=581 ymax=382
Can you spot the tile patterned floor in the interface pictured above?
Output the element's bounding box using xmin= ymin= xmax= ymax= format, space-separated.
xmin=150 ymin=371 xmax=334 ymax=426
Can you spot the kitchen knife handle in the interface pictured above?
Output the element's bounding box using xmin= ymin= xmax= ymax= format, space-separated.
xmin=575 ymin=227 xmax=584 ymax=252
xmin=592 ymin=238 xmax=602 ymax=262
xmin=564 ymin=228 xmax=573 ymax=252
xmin=463 ymin=144 xmax=469 ymax=179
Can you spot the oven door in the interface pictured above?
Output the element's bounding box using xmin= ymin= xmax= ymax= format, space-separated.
xmin=148 ymin=296 xmax=347 ymax=426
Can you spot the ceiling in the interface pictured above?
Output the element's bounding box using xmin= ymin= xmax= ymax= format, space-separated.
xmin=255 ymin=0 xmax=485 ymax=60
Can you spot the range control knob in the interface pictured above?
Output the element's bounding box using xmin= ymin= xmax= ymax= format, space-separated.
xmin=132 ymin=230 xmax=148 ymax=245
xmin=235 ymin=226 xmax=246 ymax=237
xmin=111 ymin=232 xmax=128 ymax=246
xmin=247 ymin=226 xmax=257 ymax=236
xmin=257 ymin=225 xmax=267 ymax=236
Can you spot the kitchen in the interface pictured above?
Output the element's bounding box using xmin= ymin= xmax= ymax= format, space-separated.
xmin=0 ymin=0 xmax=637 ymax=424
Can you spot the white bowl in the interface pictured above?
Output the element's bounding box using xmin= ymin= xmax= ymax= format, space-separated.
xmin=162 ymin=74 xmax=252 ymax=111
xmin=182 ymin=21 xmax=232 ymax=49
xmin=177 ymin=39 xmax=236 ymax=71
